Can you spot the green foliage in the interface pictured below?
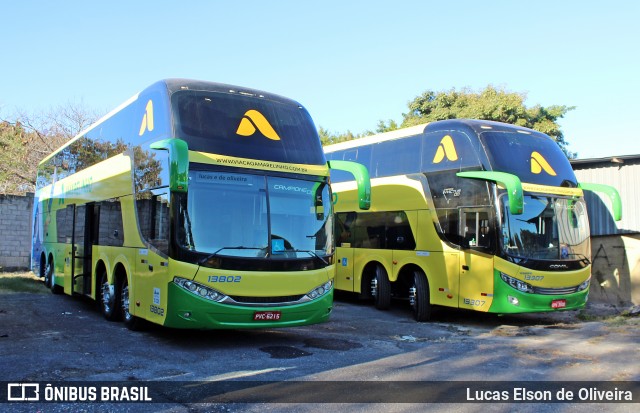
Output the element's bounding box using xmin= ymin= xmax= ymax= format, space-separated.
xmin=0 ymin=122 xmax=36 ymax=193
xmin=375 ymin=119 xmax=399 ymax=133
xmin=319 ymin=126 xmax=372 ymax=146
xmin=0 ymin=103 xmax=101 ymax=194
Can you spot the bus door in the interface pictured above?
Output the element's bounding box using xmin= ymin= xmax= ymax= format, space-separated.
xmin=335 ymin=212 xmax=356 ymax=292
xmin=135 ymin=192 xmax=170 ymax=322
xmin=70 ymin=203 xmax=98 ymax=296
xmin=458 ymin=208 xmax=494 ymax=312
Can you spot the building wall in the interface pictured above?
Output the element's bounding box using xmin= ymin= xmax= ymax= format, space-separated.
xmin=573 ymin=158 xmax=640 ymax=235
xmin=589 ymin=233 xmax=640 ymax=306
xmin=0 ymin=193 xmax=34 ymax=271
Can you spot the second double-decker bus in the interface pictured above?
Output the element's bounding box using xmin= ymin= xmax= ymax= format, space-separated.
xmin=325 ymin=119 xmax=621 ymax=321
xmin=32 ymin=79 xmax=370 ymax=330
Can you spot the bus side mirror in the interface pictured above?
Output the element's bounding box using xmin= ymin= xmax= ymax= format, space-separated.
xmin=579 ymin=182 xmax=622 ymax=221
xmin=150 ymin=138 xmax=189 ymax=193
xmin=328 ymin=160 xmax=371 ymax=210
xmin=457 ymin=171 xmax=523 ymax=215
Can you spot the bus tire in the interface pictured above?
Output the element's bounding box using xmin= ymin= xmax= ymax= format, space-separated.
xmin=41 ymin=256 xmax=51 ymax=288
xmin=49 ymin=260 xmax=63 ymax=294
xmin=120 ymin=277 xmax=144 ymax=331
xmin=409 ymin=270 xmax=431 ymax=322
xmin=99 ymin=270 xmax=120 ymax=321
xmin=372 ymin=265 xmax=391 ymax=310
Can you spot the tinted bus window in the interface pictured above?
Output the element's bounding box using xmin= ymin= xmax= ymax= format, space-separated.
xmin=172 ymin=90 xmax=325 ymax=166
xmin=480 ymin=131 xmax=577 ymax=187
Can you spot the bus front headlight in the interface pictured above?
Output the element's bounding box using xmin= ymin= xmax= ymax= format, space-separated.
xmin=305 ymin=280 xmax=333 ymax=300
xmin=500 ymin=272 xmax=534 ymax=294
xmin=577 ymin=277 xmax=591 ymax=292
xmin=174 ymin=277 xmax=227 ymax=302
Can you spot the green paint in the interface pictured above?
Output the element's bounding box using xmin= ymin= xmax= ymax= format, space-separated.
xmin=150 ymin=138 xmax=189 ymax=192
xmin=457 ymin=171 xmax=523 ymax=215
xmin=488 ymin=270 xmax=588 ymax=313
xmin=579 ymin=182 xmax=622 ymax=221
xmin=328 ymin=160 xmax=371 ymax=210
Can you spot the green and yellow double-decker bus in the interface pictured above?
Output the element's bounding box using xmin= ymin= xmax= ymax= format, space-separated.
xmin=31 ymin=79 xmax=369 ymax=330
xmin=325 ymin=119 xmax=621 ymax=321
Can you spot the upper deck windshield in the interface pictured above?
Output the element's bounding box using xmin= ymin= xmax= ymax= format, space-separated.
xmin=171 ymin=90 xmax=325 ymax=166
xmin=177 ymin=171 xmax=333 ymax=266
xmin=480 ymin=131 xmax=578 ymax=187
xmin=500 ymin=194 xmax=590 ymax=263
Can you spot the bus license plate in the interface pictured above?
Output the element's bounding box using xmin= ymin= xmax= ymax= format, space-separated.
xmin=551 ymin=299 xmax=566 ymax=309
xmin=253 ymin=311 xmax=281 ymax=321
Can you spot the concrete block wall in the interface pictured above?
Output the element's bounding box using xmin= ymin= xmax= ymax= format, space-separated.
xmin=0 ymin=193 xmax=33 ymax=271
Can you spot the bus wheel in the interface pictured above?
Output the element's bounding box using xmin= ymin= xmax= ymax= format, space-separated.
xmin=42 ymin=257 xmax=51 ymax=288
xmin=49 ymin=261 xmax=63 ymax=294
xmin=120 ymin=277 xmax=144 ymax=331
xmin=409 ymin=270 xmax=431 ymax=322
xmin=371 ymin=265 xmax=391 ymax=310
xmin=99 ymin=271 xmax=120 ymax=321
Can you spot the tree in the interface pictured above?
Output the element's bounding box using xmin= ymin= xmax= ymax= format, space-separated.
xmin=318 ymin=126 xmax=371 ymax=146
xmin=0 ymin=102 xmax=102 ymax=194
xmin=401 ymin=85 xmax=576 ymax=157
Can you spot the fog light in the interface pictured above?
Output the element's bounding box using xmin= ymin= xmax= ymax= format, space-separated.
xmin=508 ymin=296 xmax=520 ymax=306
xmin=183 ymin=312 xmax=192 ymax=318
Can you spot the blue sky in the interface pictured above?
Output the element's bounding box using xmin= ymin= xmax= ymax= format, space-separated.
xmin=1 ymin=0 xmax=638 ymax=159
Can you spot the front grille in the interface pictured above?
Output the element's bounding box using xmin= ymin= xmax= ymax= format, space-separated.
xmin=532 ymin=286 xmax=578 ymax=295
xmin=228 ymin=295 xmax=305 ymax=304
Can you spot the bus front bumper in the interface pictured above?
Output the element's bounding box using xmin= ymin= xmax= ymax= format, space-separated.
xmin=489 ymin=272 xmax=589 ymax=314
xmin=163 ymin=283 xmax=333 ymax=329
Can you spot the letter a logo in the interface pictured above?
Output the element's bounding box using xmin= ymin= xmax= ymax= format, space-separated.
xmin=530 ymin=151 xmax=557 ymax=176
xmin=432 ymin=135 xmax=458 ymax=163
xmin=236 ymin=110 xmax=281 ymax=141
xmin=139 ymin=100 xmax=154 ymax=136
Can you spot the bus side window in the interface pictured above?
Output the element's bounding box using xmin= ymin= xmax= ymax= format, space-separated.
xmin=136 ymin=192 xmax=170 ymax=255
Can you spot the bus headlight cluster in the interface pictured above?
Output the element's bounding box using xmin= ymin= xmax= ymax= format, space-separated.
xmin=306 ymin=280 xmax=333 ymax=300
xmin=577 ymin=277 xmax=590 ymax=292
xmin=174 ymin=277 xmax=226 ymax=302
xmin=500 ymin=272 xmax=534 ymax=294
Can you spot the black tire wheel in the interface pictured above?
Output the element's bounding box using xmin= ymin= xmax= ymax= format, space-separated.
xmin=371 ymin=265 xmax=391 ymax=310
xmin=409 ymin=270 xmax=431 ymax=322
xmin=41 ymin=256 xmax=51 ymax=288
xmin=99 ymin=270 xmax=120 ymax=321
xmin=120 ymin=277 xmax=144 ymax=331
xmin=49 ymin=260 xmax=63 ymax=294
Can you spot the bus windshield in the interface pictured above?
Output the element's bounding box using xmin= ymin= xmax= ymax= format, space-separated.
xmin=172 ymin=90 xmax=325 ymax=166
xmin=500 ymin=194 xmax=590 ymax=261
xmin=178 ymin=171 xmax=333 ymax=261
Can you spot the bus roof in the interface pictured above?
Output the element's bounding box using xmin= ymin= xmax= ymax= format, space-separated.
xmin=39 ymin=79 xmax=307 ymax=166
xmin=324 ymin=124 xmax=428 ymax=153
xmin=323 ymin=119 xmax=547 ymax=154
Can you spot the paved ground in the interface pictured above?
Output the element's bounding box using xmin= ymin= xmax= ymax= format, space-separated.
xmin=0 ymin=275 xmax=638 ymax=412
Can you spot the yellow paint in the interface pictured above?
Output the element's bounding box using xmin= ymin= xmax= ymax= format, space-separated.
xmin=530 ymin=151 xmax=556 ymax=176
xmin=432 ymin=135 xmax=458 ymax=163
xmin=521 ymin=182 xmax=583 ymax=197
xmin=138 ymin=100 xmax=154 ymax=136
xmin=236 ymin=109 xmax=281 ymax=140
xmin=189 ymin=151 xmax=329 ymax=176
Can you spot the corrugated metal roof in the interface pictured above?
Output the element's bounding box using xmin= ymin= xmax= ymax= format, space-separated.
xmin=571 ymin=156 xmax=640 ymax=235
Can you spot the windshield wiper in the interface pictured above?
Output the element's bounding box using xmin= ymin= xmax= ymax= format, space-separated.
xmin=287 ymin=249 xmax=329 ymax=266
xmin=198 ymin=246 xmax=265 ymax=265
